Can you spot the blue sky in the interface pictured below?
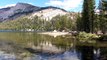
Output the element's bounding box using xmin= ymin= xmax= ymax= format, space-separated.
xmin=0 ymin=0 xmax=99 ymax=12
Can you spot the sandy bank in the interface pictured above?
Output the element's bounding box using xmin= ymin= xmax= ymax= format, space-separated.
xmin=38 ymin=31 xmax=69 ymax=37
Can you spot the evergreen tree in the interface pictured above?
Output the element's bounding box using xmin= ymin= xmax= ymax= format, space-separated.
xmin=89 ymin=0 xmax=95 ymax=33
xmin=99 ymin=0 xmax=107 ymax=34
xmin=51 ymin=15 xmax=73 ymax=31
xmin=76 ymin=13 xmax=82 ymax=31
xmin=94 ymin=14 xmax=100 ymax=33
xmin=81 ymin=0 xmax=95 ymax=33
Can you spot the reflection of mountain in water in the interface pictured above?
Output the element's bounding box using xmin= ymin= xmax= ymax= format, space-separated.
xmin=27 ymin=41 xmax=65 ymax=54
xmin=0 ymin=32 xmax=75 ymax=60
xmin=0 ymin=40 xmax=29 ymax=60
xmin=0 ymin=51 xmax=15 ymax=60
xmin=0 ymin=32 xmax=107 ymax=60
xmin=25 ymin=40 xmax=79 ymax=60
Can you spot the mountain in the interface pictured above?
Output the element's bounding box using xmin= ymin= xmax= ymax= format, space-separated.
xmin=31 ymin=6 xmax=67 ymax=20
xmin=0 ymin=3 xmax=67 ymax=22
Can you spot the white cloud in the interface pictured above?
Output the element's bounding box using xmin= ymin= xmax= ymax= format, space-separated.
xmin=0 ymin=4 xmax=16 ymax=9
xmin=45 ymin=0 xmax=83 ymax=11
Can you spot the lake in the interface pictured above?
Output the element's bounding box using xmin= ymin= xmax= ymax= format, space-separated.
xmin=0 ymin=32 xmax=106 ymax=60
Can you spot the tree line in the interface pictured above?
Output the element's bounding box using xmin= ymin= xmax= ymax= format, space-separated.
xmin=76 ymin=0 xmax=107 ymax=34
xmin=0 ymin=15 xmax=75 ymax=31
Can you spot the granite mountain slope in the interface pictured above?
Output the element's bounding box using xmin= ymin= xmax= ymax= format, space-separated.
xmin=0 ymin=3 xmax=67 ymax=22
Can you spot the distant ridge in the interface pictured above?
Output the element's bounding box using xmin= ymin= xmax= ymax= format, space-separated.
xmin=0 ymin=3 xmax=67 ymax=22
xmin=39 ymin=6 xmax=67 ymax=12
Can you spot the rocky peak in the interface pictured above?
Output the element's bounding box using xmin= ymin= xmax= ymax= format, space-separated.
xmin=14 ymin=3 xmax=39 ymax=10
xmin=0 ymin=3 xmax=68 ymax=22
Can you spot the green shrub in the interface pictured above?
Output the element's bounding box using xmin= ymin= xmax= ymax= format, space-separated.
xmin=76 ymin=32 xmax=98 ymax=42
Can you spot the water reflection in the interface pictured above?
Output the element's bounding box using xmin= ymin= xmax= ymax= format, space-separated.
xmin=76 ymin=46 xmax=94 ymax=60
xmin=0 ymin=32 xmax=106 ymax=60
xmin=0 ymin=32 xmax=76 ymax=60
xmin=0 ymin=51 xmax=15 ymax=60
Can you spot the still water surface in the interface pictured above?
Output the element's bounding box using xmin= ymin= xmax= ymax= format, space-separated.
xmin=0 ymin=32 xmax=106 ymax=60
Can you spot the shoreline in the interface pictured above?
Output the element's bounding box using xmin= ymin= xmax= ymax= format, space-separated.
xmin=38 ymin=31 xmax=70 ymax=37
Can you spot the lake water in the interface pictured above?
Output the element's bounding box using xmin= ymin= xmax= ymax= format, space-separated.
xmin=0 ymin=32 xmax=106 ymax=60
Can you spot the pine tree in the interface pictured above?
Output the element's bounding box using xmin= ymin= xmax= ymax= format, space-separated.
xmin=89 ymin=0 xmax=95 ymax=33
xmin=81 ymin=0 xmax=95 ymax=33
xmin=99 ymin=0 xmax=107 ymax=34
xmin=76 ymin=13 xmax=82 ymax=31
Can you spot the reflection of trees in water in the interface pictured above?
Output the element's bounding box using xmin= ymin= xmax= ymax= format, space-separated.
xmin=98 ymin=47 xmax=107 ymax=60
xmin=1 ymin=32 xmax=107 ymax=60
xmin=76 ymin=45 xmax=107 ymax=60
xmin=0 ymin=32 xmax=76 ymax=60
xmin=0 ymin=40 xmax=25 ymax=53
xmin=76 ymin=46 xmax=94 ymax=60
xmin=0 ymin=32 xmax=74 ymax=53
xmin=26 ymin=34 xmax=74 ymax=54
